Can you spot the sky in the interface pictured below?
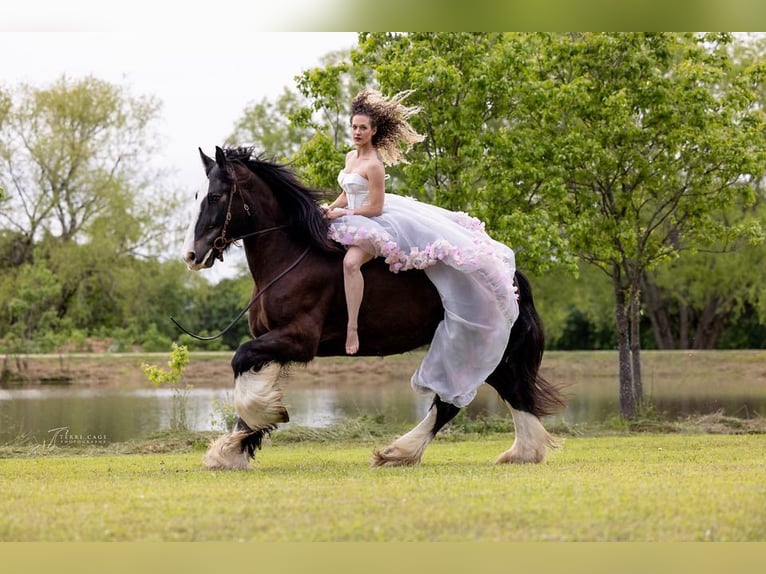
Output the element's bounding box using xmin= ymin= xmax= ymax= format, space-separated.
xmin=0 ymin=29 xmax=358 ymax=279
xmin=0 ymin=31 xmax=358 ymax=195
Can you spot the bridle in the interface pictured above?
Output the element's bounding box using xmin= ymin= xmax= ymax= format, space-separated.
xmin=171 ymin=166 xmax=310 ymax=341
xmin=211 ymin=167 xmax=286 ymax=259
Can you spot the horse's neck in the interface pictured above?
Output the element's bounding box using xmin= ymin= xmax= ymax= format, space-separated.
xmin=242 ymin=232 xmax=303 ymax=284
xmin=241 ymin=174 xmax=282 ymax=225
xmin=238 ymin=171 xmax=308 ymax=283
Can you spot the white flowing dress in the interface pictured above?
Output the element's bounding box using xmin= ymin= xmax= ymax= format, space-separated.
xmin=329 ymin=170 xmax=519 ymax=407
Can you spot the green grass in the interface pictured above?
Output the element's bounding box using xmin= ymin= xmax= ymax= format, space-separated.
xmin=4 ymin=350 xmax=765 ymax=543
xmin=1 ymin=433 xmax=764 ymax=541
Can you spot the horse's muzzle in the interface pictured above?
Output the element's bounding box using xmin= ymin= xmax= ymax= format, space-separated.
xmin=183 ymin=248 xmax=216 ymax=271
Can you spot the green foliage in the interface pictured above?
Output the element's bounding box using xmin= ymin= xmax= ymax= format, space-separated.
xmin=294 ymin=49 xmax=371 ymax=146
xmin=290 ymin=131 xmax=346 ymax=191
xmin=641 ymin=193 xmax=766 ymax=349
xmin=139 ymin=324 xmax=173 ymax=353
xmin=536 ymin=33 xmax=766 ymax=279
xmin=228 ymin=88 xmax=314 ymax=162
xmin=2 ymin=34 xmax=766 ymax=364
xmin=0 ymin=260 xmax=64 ymax=353
xmin=0 ymin=74 xmax=188 ymax=351
xmin=208 ymin=392 xmax=237 ymax=432
xmin=352 ymin=32 xmax=565 ymax=266
xmin=171 ymin=273 xmax=254 ymax=352
xmin=0 ymin=75 xmax=172 ymax=247
xmin=141 ymin=342 xmax=190 ymax=387
xmin=141 ymin=343 xmax=193 ymax=431
xmin=530 ymin=263 xmax=616 ymax=349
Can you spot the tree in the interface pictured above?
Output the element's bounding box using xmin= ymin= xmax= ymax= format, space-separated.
xmin=638 ymin=34 xmax=766 ymax=351
xmin=295 ymin=32 xmax=766 ymax=420
xmin=0 ymin=89 xmax=10 ymax=209
xmin=296 ymin=33 xmax=571 ymax=269
xmin=521 ymin=33 xmax=766 ymax=416
xmin=0 ymin=75 xmax=184 ymax=347
xmin=173 ymin=273 xmax=254 ymax=351
xmin=642 ymin=200 xmax=766 ymax=350
xmin=0 ymin=75 xmax=174 ymax=258
xmin=0 ymin=259 xmax=64 ymax=352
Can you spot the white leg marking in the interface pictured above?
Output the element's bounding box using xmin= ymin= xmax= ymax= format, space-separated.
xmin=372 ymin=404 xmax=437 ymax=467
xmin=202 ymin=363 xmax=287 ymax=471
xmin=235 ymin=363 xmax=288 ymax=429
xmin=203 ymin=431 xmax=251 ymax=470
xmin=495 ymin=407 xmax=560 ymax=464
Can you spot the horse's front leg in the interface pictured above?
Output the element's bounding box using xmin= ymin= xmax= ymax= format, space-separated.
xmin=203 ymin=328 xmax=316 ymax=470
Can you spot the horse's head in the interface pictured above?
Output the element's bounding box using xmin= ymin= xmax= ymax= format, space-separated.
xmin=183 ymin=146 xmax=242 ymax=270
xmin=183 ymin=145 xmax=341 ymax=271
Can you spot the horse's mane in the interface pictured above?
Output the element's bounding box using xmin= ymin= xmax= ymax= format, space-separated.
xmin=224 ymin=147 xmax=341 ymax=254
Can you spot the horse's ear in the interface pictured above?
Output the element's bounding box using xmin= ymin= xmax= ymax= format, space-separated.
xmin=215 ymin=146 xmax=227 ymax=169
xmin=199 ymin=148 xmax=215 ymax=176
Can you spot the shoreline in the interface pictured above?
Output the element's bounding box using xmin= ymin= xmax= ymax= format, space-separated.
xmin=4 ymin=349 xmax=766 ymax=394
xmin=0 ymin=351 xmax=427 ymax=389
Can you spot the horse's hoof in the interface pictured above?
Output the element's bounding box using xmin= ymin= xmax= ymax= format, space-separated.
xmin=494 ymin=447 xmax=545 ymax=464
xmin=370 ymin=447 xmax=421 ymax=468
xmin=203 ymin=432 xmax=252 ymax=470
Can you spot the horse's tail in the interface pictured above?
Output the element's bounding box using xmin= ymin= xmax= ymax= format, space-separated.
xmin=486 ymin=270 xmax=567 ymax=418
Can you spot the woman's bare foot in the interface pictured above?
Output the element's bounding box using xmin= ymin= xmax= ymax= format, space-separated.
xmin=346 ymin=326 xmax=359 ymax=355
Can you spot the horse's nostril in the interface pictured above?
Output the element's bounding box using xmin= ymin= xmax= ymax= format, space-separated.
xmin=184 ymin=251 xmax=196 ymax=264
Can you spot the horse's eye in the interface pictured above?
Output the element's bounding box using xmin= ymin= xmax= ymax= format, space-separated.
xmin=194 ymin=192 xmax=198 ymax=200
xmin=208 ymin=194 xmax=221 ymax=205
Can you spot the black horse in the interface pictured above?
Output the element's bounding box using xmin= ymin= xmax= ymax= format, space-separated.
xmin=183 ymin=146 xmax=565 ymax=469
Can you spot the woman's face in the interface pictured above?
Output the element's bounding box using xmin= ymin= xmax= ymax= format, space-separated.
xmin=351 ymin=114 xmax=376 ymax=147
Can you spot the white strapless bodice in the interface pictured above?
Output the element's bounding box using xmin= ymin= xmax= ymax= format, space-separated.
xmin=338 ymin=171 xmax=371 ymax=210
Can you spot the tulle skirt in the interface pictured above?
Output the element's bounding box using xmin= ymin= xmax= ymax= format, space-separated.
xmin=328 ymin=194 xmax=518 ymax=407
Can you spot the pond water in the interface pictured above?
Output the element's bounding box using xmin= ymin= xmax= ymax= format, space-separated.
xmin=1 ymin=379 xmax=764 ymax=446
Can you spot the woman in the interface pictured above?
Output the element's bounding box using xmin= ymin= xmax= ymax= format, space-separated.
xmin=324 ymin=89 xmax=518 ymax=408
xmin=323 ymin=91 xmax=392 ymax=354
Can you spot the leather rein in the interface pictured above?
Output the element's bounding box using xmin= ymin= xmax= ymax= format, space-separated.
xmin=171 ymin=173 xmax=310 ymax=341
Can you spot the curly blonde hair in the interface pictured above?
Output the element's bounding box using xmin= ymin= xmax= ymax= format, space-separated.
xmin=351 ymin=89 xmax=425 ymax=165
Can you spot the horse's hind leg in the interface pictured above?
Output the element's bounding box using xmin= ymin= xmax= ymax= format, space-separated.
xmin=495 ymin=405 xmax=559 ymax=464
xmin=484 ymin=271 xmax=566 ymax=464
xmin=371 ymin=395 xmax=460 ymax=467
xmin=486 ymin=369 xmax=561 ymax=464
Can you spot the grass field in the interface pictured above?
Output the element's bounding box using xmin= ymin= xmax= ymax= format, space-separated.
xmin=1 ymin=432 xmax=764 ymax=542
xmin=3 ymin=350 xmax=765 ymax=545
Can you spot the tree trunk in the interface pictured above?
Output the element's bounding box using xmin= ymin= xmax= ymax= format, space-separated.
xmin=679 ymin=301 xmax=690 ymax=349
xmin=693 ymin=295 xmax=726 ymax=349
xmin=629 ymin=282 xmax=643 ymax=410
xmin=612 ymin=269 xmax=636 ymax=419
xmin=641 ymin=275 xmax=675 ymax=349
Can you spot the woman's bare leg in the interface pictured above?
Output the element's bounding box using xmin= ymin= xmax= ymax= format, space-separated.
xmin=343 ymin=246 xmax=374 ymax=354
